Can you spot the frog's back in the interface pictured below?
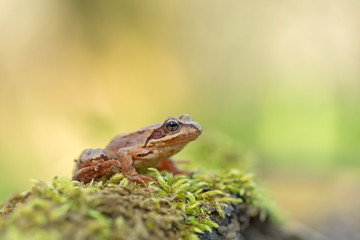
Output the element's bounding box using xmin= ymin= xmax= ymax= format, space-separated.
xmin=104 ymin=124 xmax=159 ymax=157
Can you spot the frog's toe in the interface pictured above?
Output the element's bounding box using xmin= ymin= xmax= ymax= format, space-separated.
xmin=139 ymin=176 xmax=158 ymax=186
xmin=128 ymin=175 xmax=158 ymax=188
xmin=130 ymin=176 xmax=148 ymax=188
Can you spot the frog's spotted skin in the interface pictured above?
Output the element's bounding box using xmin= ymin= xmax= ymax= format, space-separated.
xmin=73 ymin=114 xmax=202 ymax=187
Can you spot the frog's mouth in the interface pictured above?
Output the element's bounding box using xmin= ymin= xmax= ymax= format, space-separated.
xmin=163 ymin=134 xmax=199 ymax=145
xmin=146 ymin=133 xmax=200 ymax=147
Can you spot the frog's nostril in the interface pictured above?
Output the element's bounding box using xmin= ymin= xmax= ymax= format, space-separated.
xmin=182 ymin=122 xmax=202 ymax=134
xmin=193 ymin=122 xmax=202 ymax=133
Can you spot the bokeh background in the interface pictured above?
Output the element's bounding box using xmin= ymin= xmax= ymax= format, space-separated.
xmin=1 ymin=1 xmax=359 ymax=239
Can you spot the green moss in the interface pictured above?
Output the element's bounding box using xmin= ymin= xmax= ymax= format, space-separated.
xmin=0 ymin=169 xmax=274 ymax=240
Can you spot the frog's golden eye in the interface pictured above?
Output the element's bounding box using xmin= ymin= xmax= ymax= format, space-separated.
xmin=164 ymin=118 xmax=181 ymax=133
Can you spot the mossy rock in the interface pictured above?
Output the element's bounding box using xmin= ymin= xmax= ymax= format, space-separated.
xmin=0 ymin=168 xmax=295 ymax=240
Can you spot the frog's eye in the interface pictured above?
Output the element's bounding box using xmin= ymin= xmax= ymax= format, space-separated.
xmin=164 ymin=118 xmax=181 ymax=133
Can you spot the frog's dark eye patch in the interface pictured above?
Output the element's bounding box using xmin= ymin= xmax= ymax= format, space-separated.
xmin=164 ymin=118 xmax=181 ymax=134
xmin=144 ymin=126 xmax=167 ymax=146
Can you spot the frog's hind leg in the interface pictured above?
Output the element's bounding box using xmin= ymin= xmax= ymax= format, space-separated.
xmin=73 ymin=165 xmax=97 ymax=183
xmin=155 ymin=158 xmax=190 ymax=175
xmin=73 ymin=148 xmax=121 ymax=183
xmin=94 ymin=160 xmax=121 ymax=172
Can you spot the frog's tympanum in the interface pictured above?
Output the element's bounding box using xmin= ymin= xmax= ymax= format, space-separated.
xmin=73 ymin=114 xmax=202 ymax=187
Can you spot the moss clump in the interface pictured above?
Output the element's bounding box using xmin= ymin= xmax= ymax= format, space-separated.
xmin=0 ymin=169 xmax=272 ymax=240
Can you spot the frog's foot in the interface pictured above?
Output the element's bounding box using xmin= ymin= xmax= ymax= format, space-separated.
xmin=125 ymin=174 xmax=158 ymax=188
xmin=94 ymin=160 xmax=121 ymax=172
xmin=155 ymin=158 xmax=190 ymax=175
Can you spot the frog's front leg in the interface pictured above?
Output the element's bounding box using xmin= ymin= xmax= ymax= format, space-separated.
xmin=116 ymin=147 xmax=158 ymax=188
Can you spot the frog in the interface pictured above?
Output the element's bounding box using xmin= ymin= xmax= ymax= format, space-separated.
xmin=73 ymin=114 xmax=202 ymax=187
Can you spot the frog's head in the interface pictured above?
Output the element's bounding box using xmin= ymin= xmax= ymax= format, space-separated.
xmin=144 ymin=114 xmax=202 ymax=147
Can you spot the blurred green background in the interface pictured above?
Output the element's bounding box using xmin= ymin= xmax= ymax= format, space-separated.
xmin=1 ymin=1 xmax=359 ymax=239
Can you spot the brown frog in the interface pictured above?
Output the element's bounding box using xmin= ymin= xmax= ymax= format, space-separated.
xmin=73 ymin=114 xmax=202 ymax=187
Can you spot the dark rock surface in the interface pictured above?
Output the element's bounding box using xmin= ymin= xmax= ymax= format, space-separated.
xmin=200 ymin=204 xmax=305 ymax=240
